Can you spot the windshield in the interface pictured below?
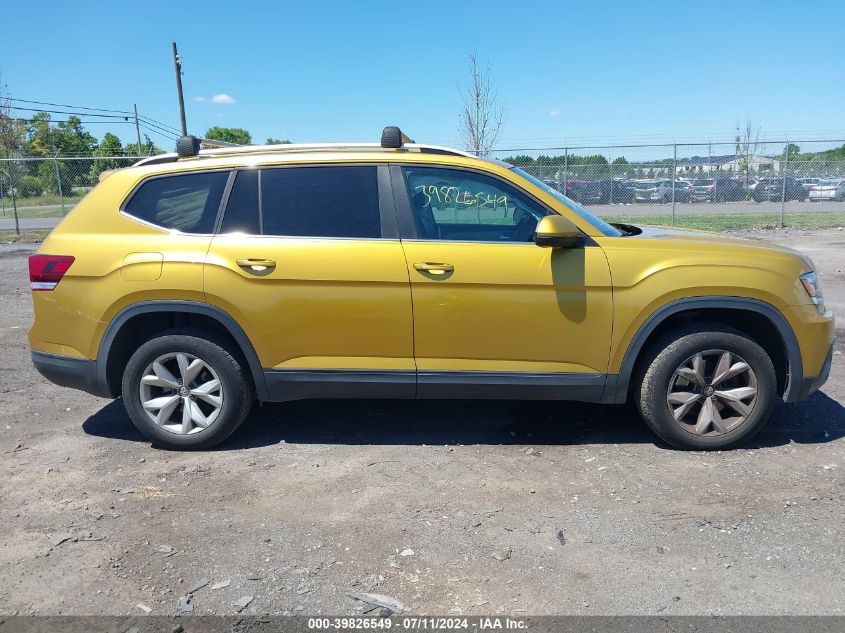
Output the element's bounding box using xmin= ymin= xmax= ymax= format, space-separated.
xmin=511 ymin=167 xmax=623 ymax=237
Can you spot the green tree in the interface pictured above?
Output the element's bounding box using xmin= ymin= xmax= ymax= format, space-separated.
xmin=90 ymin=132 xmax=126 ymax=181
xmin=132 ymin=134 xmax=163 ymax=157
xmin=16 ymin=175 xmax=43 ymax=197
xmin=52 ymin=116 xmax=97 ymax=156
xmin=24 ymin=112 xmax=55 ymax=157
xmin=782 ymin=143 xmax=800 ymax=160
xmin=36 ymin=160 xmax=74 ymax=195
xmin=0 ymin=76 xmax=26 ymax=233
xmin=502 ymin=154 xmax=535 ymax=167
xmin=265 ymin=137 xmax=292 ymax=145
xmin=205 ymin=126 xmax=251 ymax=145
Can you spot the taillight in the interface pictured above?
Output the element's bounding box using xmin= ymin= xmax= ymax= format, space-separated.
xmin=29 ymin=254 xmax=75 ymax=291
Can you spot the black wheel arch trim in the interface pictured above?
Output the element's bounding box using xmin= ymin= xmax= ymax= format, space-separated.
xmin=96 ymin=301 xmax=269 ymax=401
xmin=604 ymin=296 xmax=803 ymax=404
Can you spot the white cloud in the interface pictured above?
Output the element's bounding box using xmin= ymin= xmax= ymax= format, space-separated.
xmin=548 ymin=108 xmax=561 ymax=117
xmin=194 ymin=94 xmax=236 ymax=104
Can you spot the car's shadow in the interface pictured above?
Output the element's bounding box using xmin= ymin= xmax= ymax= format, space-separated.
xmin=83 ymin=392 xmax=845 ymax=451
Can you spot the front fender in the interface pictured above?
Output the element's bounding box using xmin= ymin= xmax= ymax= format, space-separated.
xmin=602 ymin=296 xmax=803 ymax=404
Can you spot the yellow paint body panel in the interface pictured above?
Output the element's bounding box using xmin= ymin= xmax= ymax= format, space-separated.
xmin=28 ymin=147 xmax=834 ymax=397
xmin=401 ymin=241 xmax=612 ymax=373
xmin=204 ymin=235 xmax=414 ymax=371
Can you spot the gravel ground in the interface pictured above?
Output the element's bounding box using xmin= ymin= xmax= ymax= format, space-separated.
xmin=0 ymin=228 xmax=843 ymax=617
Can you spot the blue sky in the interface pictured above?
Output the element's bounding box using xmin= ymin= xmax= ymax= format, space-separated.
xmin=2 ymin=0 xmax=843 ymax=151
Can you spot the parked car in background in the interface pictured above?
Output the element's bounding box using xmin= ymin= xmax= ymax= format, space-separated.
xmin=809 ymin=179 xmax=845 ymax=202
xmin=642 ymin=180 xmax=692 ymax=203
xmin=752 ymin=177 xmax=807 ymax=202
xmin=569 ymin=180 xmax=631 ymax=205
xmin=609 ymin=179 xmax=636 ymax=203
xmin=545 ymin=179 xmax=635 ymax=205
xmin=797 ymin=177 xmax=821 ymax=193
xmin=688 ymin=178 xmax=747 ymax=202
xmin=567 ymin=179 xmax=606 ymax=205
xmin=632 ymin=180 xmax=660 ymax=203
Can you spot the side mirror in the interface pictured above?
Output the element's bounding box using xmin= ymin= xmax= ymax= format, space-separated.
xmin=535 ymin=215 xmax=581 ymax=248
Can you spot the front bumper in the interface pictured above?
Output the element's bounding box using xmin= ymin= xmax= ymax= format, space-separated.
xmin=31 ymin=351 xmax=112 ymax=398
xmin=797 ymin=344 xmax=833 ymax=401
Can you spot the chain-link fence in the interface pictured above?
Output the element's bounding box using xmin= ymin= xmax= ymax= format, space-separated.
xmin=0 ymin=154 xmax=147 ymax=232
xmin=489 ymin=139 xmax=845 ymax=230
xmin=2 ymin=140 xmax=845 ymax=235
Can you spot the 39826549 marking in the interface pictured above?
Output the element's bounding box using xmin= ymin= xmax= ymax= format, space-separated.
xmin=308 ymin=617 xmax=393 ymax=629
xmin=307 ymin=617 xmax=474 ymax=630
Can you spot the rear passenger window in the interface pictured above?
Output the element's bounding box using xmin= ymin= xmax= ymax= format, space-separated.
xmin=124 ymin=171 xmax=230 ymax=233
xmin=220 ymin=170 xmax=260 ymax=234
xmin=262 ymin=166 xmax=380 ymax=238
xmin=219 ymin=166 xmax=381 ymax=238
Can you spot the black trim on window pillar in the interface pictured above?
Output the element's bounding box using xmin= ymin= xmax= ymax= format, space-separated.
xmin=377 ymin=165 xmax=400 ymax=239
xmin=388 ymin=164 xmax=419 ymax=239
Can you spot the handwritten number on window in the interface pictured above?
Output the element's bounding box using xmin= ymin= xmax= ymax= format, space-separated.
xmin=414 ymin=185 xmax=508 ymax=210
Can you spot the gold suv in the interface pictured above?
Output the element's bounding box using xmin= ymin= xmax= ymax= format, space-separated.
xmin=28 ymin=127 xmax=834 ymax=450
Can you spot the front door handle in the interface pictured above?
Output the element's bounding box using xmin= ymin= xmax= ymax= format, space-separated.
xmin=236 ymin=258 xmax=276 ymax=273
xmin=413 ymin=262 xmax=454 ymax=275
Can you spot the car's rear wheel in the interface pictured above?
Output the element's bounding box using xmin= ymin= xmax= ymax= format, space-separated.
xmin=122 ymin=332 xmax=253 ymax=449
xmin=636 ymin=325 xmax=776 ymax=450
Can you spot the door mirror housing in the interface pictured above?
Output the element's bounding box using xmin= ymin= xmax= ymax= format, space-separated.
xmin=535 ymin=215 xmax=581 ymax=248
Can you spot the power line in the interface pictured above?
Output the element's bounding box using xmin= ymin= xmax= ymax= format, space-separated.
xmin=137 ymin=114 xmax=182 ymax=135
xmin=11 ymin=97 xmax=184 ymax=135
xmin=139 ymin=120 xmax=179 ymax=139
xmin=138 ymin=121 xmax=179 ymax=143
xmin=11 ymin=117 xmax=135 ymax=125
xmin=136 ymin=117 xmax=182 ymax=139
xmin=9 ymin=97 xmax=134 ymax=115
xmin=10 ymin=106 xmax=131 ymax=119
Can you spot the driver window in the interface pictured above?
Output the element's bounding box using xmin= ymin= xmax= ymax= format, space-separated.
xmin=402 ymin=167 xmax=547 ymax=242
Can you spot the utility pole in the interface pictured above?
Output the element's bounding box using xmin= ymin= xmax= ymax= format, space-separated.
xmin=133 ymin=103 xmax=143 ymax=155
xmin=172 ymin=42 xmax=188 ymax=137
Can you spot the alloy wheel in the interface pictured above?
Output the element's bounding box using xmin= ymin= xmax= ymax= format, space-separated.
xmin=139 ymin=352 xmax=224 ymax=435
xmin=666 ymin=349 xmax=758 ymax=436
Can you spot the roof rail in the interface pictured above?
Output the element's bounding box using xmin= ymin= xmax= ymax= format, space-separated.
xmin=134 ymin=142 xmax=475 ymax=167
xmin=133 ymin=126 xmax=475 ymax=167
xmin=197 ymin=141 xmax=474 ymax=158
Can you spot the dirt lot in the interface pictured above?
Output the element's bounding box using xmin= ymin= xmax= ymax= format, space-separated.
xmin=1 ymin=229 xmax=844 ymax=617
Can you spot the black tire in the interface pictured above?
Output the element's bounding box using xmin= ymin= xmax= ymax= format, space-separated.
xmin=636 ymin=324 xmax=776 ymax=450
xmin=121 ymin=331 xmax=254 ymax=450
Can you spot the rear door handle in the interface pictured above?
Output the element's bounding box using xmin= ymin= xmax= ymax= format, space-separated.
xmin=236 ymin=258 xmax=276 ymax=273
xmin=413 ymin=262 xmax=454 ymax=274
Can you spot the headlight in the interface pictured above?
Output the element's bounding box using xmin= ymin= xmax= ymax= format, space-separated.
xmin=800 ymin=271 xmax=827 ymax=314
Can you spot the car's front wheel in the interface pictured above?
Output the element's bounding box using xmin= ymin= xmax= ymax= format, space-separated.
xmin=636 ymin=325 xmax=776 ymax=450
xmin=122 ymin=332 xmax=253 ymax=449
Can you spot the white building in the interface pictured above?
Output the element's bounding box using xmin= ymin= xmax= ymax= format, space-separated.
xmin=678 ymin=153 xmax=780 ymax=174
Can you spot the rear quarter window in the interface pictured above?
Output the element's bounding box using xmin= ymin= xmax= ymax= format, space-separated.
xmin=123 ymin=171 xmax=231 ymax=233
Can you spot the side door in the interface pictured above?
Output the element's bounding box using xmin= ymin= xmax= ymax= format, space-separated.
xmin=391 ymin=164 xmax=613 ymax=400
xmin=204 ymin=163 xmax=415 ymax=400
